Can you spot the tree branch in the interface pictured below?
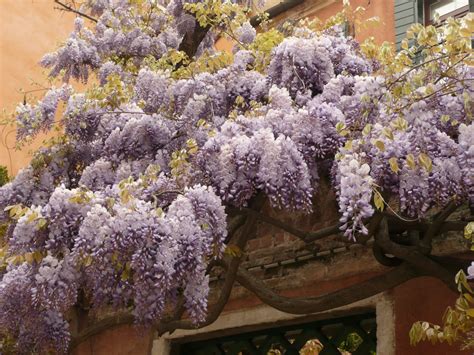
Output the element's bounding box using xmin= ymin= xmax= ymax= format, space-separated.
xmin=429 ymin=255 xmax=472 ymax=275
xmin=373 ymin=243 xmax=402 ymax=267
xmin=235 ymin=263 xmax=417 ymax=314
xmin=375 ymin=218 xmax=457 ymax=291
xmin=383 ymin=212 xmax=468 ymax=234
xmin=54 ymin=0 xmax=98 ymax=23
xmin=178 ymin=20 xmax=210 ymax=59
xmin=225 ymin=215 xmax=247 ymax=243
xmin=231 ymin=207 xmax=340 ymax=243
xmin=419 ymin=200 xmax=459 ymax=254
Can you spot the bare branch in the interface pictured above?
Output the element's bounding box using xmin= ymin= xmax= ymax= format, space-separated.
xmin=54 ymin=0 xmax=98 ymax=23
xmin=235 ymin=262 xmax=417 ymax=314
xmin=383 ymin=211 xmax=468 ymax=234
xmin=372 ymin=243 xmax=402 ymax=267
xmin=231 ymin=207 xmax=340 ymax=243
xmin=419 ymin=200 xmax=459 ymax=254
xmin=375 ymin=218 xmax=457 ymax=291
xmin=178 ymin=21 xmax=210 ymax=59
xmin=225 ymin=215 xmax=247 ymax=243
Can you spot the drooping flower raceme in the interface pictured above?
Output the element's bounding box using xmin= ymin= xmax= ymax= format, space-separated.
xmin=336 ymin=154 xmax=374 ymax=239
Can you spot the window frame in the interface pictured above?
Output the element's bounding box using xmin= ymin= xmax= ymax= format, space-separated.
xmin=423 ymin=0 xmax=470 ymax=26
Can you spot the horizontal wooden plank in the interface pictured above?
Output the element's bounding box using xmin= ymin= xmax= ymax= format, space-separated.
xmin=396 ymin=20 xmax=415 ymax=31
xmin=395 ymin=15 xmax=416 ymax=28
xmin=395 ymin=7 xmax=416 ymax=20
xmin=394 ymin=1 xmax=415 ymax=13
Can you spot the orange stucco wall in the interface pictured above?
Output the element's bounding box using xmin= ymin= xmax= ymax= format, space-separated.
xmin=394 ymin=277 xmax=471 ymax=355
xmin=270 ymin=0 xmax=395 ymax=44
xmin=0 ymin=0 xmax=75 ymax=175
xmin=311 ymin=0 xmax=395 ymax=44
xmin=72 ymin=325 xmax=154 ymax=355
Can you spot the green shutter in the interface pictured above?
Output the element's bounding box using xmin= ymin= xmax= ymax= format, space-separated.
xmin=394 ymin=0 xmax=422 ymax=49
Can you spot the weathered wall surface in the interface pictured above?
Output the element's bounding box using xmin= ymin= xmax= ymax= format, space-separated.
xmin=274 ymin=0 xmax=395 ymax=44
xmin=0 ymin=0 xmax=75 ymax=174
xmin=73 ymin=324 xmax=154 ymax=355
xmin=394 ymin=277 xmax=472 ymax=355
xmin=73 ymin=193 xmax=469 ymax=355
xmin=75 ymin=260 xmax=468 ymax=355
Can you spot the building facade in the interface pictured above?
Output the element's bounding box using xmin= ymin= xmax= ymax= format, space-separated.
xmin=1 ymin=1 xmax=472 ymax=354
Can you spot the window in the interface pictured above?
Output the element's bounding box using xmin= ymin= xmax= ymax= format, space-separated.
xmin=171 ymin=313 xmax=377 ymax=355
xmin=394 ymin=0 xmax=472 ymax=49
xmin=424 ymin=0 xmax=470 ymax=25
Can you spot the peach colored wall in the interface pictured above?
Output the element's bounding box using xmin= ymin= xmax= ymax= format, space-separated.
xmin=394 ymin=277 xmax=471 ymax=355
xmin=277 ymin=0 xmax=395 ymax=44
xmin=311 ymin=0 xmax=396 ymax=44
xmin=217 ymin=1 xmax=396 ymax=55
xmin=0 ymin=0 xmax=75 ymax=175
xmin=72 ymin=325 xmax=154 ymax=355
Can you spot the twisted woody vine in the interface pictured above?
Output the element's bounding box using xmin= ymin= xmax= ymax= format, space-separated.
xmin=0 ymin=0 xmax=473 ymax=353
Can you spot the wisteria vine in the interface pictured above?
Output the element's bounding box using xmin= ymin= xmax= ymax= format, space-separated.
xmin=0 ymin=0 xmax=473 ymax=353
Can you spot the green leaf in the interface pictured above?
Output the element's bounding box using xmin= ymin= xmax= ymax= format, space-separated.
xmin=344 ymin=140 xmax=353 ymax=150
xmin=406 ymin=154 xmax=416 ymax=170
xmin=83 ymin=255 xmax=93 ymax=267
xmin=33 ymin=251 xmax=43 ymax=264
xmin=374 ymin=140 xmax=385 ymax=151
xmin=418 ymin=153 xmax=433 ymax=173
xmin=441 ymin=114 xmax=450 ymax=123
xmin=382 ymin=127 xmax=394 ymax=140
xmin=26 ymin=211 xmax=38 ymax=223
xmin=121 ymin=269 xmax=130 ymax=281
xmin=24 ymin=252 xmax=34 ymax=264
xmin=225 ymin=244 xmax=242 ymax=257
xmin=3 ymin=205 xmax=17 ymax=213
xmin=374 ymin=190 xmax=385 ymax=211
xmin=37 ymin=218 xmax=48 ymax=229
xmin=464 ymin=222 xmax=474 ymax=240
xmin=5 ymin=204 xmax=26 ymax=220
xmin=465 ymin=308 xmax=474 ymax=318
xmin=389 ymin=157 xmax=400 ymax=173
xmin=391 ymin=117 xmax=408 ymax=131
xmin=335 ymin=121 xmax=346 ymax=133
xmin=362 ymin=124 xmax=372 ymax=136
xmin=155 ymin=207 xmax=164 ymax=217
xmin=121 ymin=262 xmax=132 ymax=281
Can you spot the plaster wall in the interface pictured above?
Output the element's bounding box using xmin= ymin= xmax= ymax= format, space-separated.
xmin=0 ymin=0 xmax=76 ymax=174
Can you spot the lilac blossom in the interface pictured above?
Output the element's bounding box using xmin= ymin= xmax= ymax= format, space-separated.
xmin=16 ymin=86 xmax=72 ymax=140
